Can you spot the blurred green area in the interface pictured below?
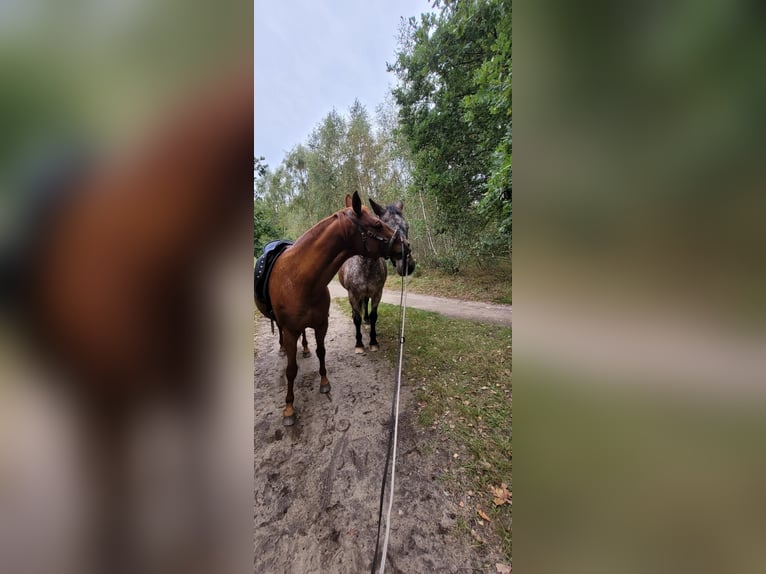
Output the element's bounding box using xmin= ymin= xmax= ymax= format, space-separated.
xmin=0 ymin=0 xmax=249 ymax=200
xmin=521 ymin=0 xmax=766 ymax=306
xmin=519 ymin=1 xmax=766 ymax=572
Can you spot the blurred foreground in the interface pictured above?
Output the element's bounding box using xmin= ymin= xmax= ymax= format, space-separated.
xmin=517 ymin=1 xmax=766 ymax=572
xmin=0 ymin=2 xmax=252 ymax=573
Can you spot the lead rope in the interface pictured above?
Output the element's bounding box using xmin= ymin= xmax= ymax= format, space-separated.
xmin=371 ymin=265 xmax=408 ymax=574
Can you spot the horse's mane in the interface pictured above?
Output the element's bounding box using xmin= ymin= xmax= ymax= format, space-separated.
xmin=385 ymin=205 xmax=402 ymax=217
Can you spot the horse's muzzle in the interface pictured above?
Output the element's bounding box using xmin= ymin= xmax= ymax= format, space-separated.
xmin=386 ymin=226 xmax=402 ymax=258
xmin=394 ymin=250 xmax=416 ymax=277
xmin=387 ymin=231 xmax=408 ymax=260
xmin=389 ymin=233 xmax=415 ymax=276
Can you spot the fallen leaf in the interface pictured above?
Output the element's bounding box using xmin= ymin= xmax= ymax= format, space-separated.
xmin=489 ymin=483 xmax=512 ymax=506
xmin=477 ymin=508 xmax=492 ymax=522
xmin=496 ymin=563 xmax=512 ymax=574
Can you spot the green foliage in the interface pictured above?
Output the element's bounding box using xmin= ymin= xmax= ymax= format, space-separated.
xmin=389 ymin=0 xmax=512 ymax=256
xmin=253 ymin=5 xmax=513 ymax=266
xmin=253 ymin=199 xmax=280 ymax=255
xmin=253 ymin=158 xmax=283 ymax=254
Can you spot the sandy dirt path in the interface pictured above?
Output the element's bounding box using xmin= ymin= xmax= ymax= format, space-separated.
xmin=328 ymin=281 xmax=512 ymax=327
xmin=254 ymin=300 xmax=505 ymax=573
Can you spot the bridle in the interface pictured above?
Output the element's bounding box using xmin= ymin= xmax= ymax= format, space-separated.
xmin=344 ymin=210 xmax=405 ymax=259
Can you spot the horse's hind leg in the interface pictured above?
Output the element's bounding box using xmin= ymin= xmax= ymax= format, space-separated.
xmin=363 ymin=297 xmax=370 ymax=324
xmin=278 ymin=325 xmax=286 ymax=356
xmin=369 ymin=291 xmax=383 ymax=352
xmin=282 ymin=330 xmax=299 ymax=425
xmin=315 ymin=320 xmax=331 ymax=394
xmin=301 ymin=329 xmax=311 ymax=358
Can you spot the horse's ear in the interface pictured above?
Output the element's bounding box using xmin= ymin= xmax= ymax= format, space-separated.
xmin=395 ymin=200 xmax=404 ymax=212
xmin=369 ymin=197 xmax=385 ymax=217
xmin=352 ymin=191 xmax=363 ymax=217
xmin=345 ymin=194 xmax=353 ymax=209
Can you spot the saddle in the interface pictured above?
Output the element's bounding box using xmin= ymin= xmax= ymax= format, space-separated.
xmin=254 ymin=239 xmax=293 ymax=323
xmin=1 ymin=147 xmax=91 ymax=321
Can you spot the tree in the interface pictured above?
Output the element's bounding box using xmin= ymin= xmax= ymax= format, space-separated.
xmin=254 ymin=156 xmax=267 ymax=179
xmin=253 ymin=200 xmax=280 ymax=254
xmin=388 ymin=0 xmax=512 ymax=254
xmin=254 ymin=156 xmax=281 ymax=253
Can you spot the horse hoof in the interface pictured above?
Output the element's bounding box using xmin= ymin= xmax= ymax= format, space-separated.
xmin=302 ymin=350 xmax=311 ymax=358
xmin=354 ymin=347 xmax=365 ymax=354
xmin=370 ymin=344 xmax=379 ymax=352
xmin=319 ymin=384 xmax=331 ymax=394
xmin=283 ymin=414 xmax=296 ymax=426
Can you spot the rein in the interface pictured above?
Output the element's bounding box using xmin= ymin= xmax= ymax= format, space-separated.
xmin=370 ymin=269 xmax=408 ymax=574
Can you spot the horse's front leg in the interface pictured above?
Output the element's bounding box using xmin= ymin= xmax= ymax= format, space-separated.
xmin=282 ymin=329 xmax=299 ymax=426
xmin=351 ymin=307 xmax=365 ymax=354
xmin=314 ymin=320 xmax=331 ymax=393
xmin=301 ymin=329 xmax=311 ymax=358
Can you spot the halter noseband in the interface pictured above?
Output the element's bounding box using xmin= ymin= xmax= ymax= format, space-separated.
xmin=344 ymin=210 xmax=401 ymax=258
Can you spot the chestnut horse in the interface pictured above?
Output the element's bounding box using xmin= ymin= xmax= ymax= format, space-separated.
xmin=2 ymin=70 xmax=252 ymax=574
xmin=255 ymin=191 xmax=408 ymax=426
xmin=338 ymin=198 xmax=416 ymax=353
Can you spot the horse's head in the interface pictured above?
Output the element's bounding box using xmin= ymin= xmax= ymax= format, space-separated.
xmin=343 ymin=192 xmax=408 ymax=262
xmin=369 ymin=197 xmax=416 ymax=277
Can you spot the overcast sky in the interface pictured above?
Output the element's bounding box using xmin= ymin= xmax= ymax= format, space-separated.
xmin=254 ymin=0 xmax=430 ymax=168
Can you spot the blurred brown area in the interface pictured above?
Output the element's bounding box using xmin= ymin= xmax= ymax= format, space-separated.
xmin=517 ymin=1 xmax=766 ymax=573
xmin=0 ymin=2 xmax=253 ymax=573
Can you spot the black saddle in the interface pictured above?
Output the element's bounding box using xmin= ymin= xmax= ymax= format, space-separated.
xmin=254 ymin=239 xmax=293 ymax=320
xmin=1 ymin=146 xmax=92 ymax=321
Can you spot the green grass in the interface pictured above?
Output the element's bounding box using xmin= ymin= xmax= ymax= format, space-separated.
xmin=385 ymin=257 xmax=512 ymax=304
xmin=335 ymin=298 xmax=512 ymax=561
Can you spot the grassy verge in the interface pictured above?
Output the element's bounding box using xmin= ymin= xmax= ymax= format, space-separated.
xmin=335 ymin=299 xmax=512 ymax=561
xmin=384 ymin=258 xmax=512 ymax=304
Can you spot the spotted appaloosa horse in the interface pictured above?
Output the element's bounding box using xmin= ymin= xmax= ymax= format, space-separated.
xmin=338 ymin=198 xmax=416 ymax=353
xmin=255 ymin=192 xmax=408 ymax=426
